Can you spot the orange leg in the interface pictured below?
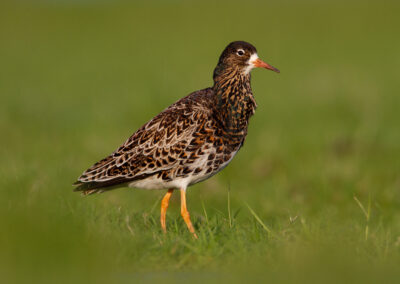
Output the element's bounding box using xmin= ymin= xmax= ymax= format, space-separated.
xmin=180 ymin=189 xmax=198 ymax=239
xmin=160 ymin=189 xmax=174 ymax=233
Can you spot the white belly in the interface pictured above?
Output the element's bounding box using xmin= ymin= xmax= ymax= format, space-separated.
xmin=128 ymin=176 xmax=191 ymax=190
xmin=127 ymin=149 xmax=238 ymax=190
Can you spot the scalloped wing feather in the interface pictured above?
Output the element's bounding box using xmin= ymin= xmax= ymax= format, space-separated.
xmin=74 ymin=88 xmax=215 ymax=192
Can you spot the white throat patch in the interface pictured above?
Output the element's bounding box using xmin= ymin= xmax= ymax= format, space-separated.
xmin=244 ymin=53 xmax=259 ymax=74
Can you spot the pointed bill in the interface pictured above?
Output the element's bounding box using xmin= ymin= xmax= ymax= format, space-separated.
xmin=252 ymin=58 xmax=280 ymax=73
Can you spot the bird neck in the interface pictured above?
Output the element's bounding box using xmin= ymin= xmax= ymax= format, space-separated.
xmin=212 ymin=66 xmax=257 ymax=132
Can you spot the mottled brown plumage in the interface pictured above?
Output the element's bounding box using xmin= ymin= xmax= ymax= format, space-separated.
xmin=74 ymin=41 xmax=279 ymax=237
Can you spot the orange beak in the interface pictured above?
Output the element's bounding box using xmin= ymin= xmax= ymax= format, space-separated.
xmin=253 ymin=58 xmax=280 ymax=73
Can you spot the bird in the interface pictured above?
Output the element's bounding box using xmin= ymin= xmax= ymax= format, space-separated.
xmin=73 ymin=41 xmax=279 ymax=238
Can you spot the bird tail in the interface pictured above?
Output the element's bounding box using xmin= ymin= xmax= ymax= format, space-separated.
xmin=73 ymin=172 xmax=156 ymax=195
xmin=72 ymin=179 xmax=127 ymax=195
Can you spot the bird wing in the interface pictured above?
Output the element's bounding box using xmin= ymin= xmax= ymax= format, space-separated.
xmin=74 ymin=89 xmax=214 ymax=191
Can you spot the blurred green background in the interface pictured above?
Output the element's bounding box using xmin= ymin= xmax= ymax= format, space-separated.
xmin=1 ymin=0 xmax=400 ymax=283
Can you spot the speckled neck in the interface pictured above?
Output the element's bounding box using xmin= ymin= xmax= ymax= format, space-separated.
xmin=212 ymin=66 xmax=257 ymax=132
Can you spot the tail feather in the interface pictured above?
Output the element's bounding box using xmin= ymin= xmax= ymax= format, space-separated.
xmin=72 ymin=172 xmax=158 ymax=195
xmin=73 ymin=178 xmax=127 ymax=195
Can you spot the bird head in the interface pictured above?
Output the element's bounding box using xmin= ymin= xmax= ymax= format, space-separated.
xmin=215 ymin=41 xmax=280 ymax=76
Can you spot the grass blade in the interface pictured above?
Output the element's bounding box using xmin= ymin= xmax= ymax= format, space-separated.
xmin=228 ymin=186 xmax=232 ymax=228
xmin=353 ymin=195 xmax=371 ymax=241
xmin=245 ymin=202 xmax=271 ymax=235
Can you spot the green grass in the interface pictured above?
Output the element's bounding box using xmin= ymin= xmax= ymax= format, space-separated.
xmin=1 ymin=0 xmax=400 ymax=283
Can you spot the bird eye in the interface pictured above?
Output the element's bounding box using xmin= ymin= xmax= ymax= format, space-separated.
xmin=237 ymin=49 xmax=245 ymax=56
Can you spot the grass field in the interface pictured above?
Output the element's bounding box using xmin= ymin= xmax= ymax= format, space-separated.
xmin=1 ymin=0 xmax=400 ymax=283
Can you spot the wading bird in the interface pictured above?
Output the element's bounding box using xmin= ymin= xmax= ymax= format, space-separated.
xmin=74 ymin=41 xmax=279 ymax=238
